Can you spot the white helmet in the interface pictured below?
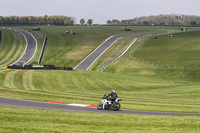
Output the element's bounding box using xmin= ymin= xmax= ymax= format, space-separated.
xmin=112 ymin=90 xmax=116 ymax=93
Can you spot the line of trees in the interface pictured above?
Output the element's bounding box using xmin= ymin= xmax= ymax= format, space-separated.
xmin=132 ymin=14 xmax=200 ymax=26
xmin=0 ymin=15 xmax=75 ymax=26
xmin=106 ymin=14 xmax=200 ymax=26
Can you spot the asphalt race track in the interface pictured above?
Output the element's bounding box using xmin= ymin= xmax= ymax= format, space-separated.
xmin=11 ymin=28 xmax=37 ymax=65
xmin=75 ymin=34 xmax=132 ymax=70
xmin=1 ymin=97 xmax=200 ymax=116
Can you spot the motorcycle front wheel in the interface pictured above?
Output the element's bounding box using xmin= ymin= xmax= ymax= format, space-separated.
xmin=112 ymin=103 xmax=121 ymax=111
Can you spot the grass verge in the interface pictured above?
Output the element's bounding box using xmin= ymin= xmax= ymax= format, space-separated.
xmin=1 ymin=106 xmax=200 ymax=133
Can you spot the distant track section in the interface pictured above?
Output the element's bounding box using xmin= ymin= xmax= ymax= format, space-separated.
xmin=74 ymin=34 xmax=131 ymax=70
xmin=11 ymin=28 xmax=37 ymax=66
xmin=99 ymin=38 xmax=138 ymax=72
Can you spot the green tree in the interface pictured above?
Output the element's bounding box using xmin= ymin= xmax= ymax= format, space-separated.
xmin=87 ymin=19 xmax=93 ymax=26
xmin=106 ymin=20 xmax=112 ymax=25
xmin=0 ymin=16 xmax=3 ymax=25
xmin=190 ymin=21 xmax=197 ymax=26
xmin=160 ymin=22 xmax=165 ymax=26
xmin=143 ymin=21 xmax=149 ymax=25
xmin=80 ymin=19 xmax=85 ymax=25
xmin=112 ymin=19 xmax=120 ymax=26
xmin=23 ymin=17 xmax=29 ymax=25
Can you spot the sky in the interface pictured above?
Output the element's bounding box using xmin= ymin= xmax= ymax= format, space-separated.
xmin=1 ymin=0 xmax=200 ymax=24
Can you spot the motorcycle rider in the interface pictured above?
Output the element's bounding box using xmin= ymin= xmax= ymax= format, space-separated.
xmin=106 ymin=90 xmax=118 ymax=103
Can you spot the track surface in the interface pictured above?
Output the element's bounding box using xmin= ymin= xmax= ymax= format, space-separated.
xmin=75 ymin=34 xmax=132 ymax=70
xmin=11 ymin=28 xmax=37 ymax=65
xmin=1 ymin=97 xmax=200 ymax=116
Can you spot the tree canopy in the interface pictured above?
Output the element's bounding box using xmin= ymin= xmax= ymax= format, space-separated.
xmin=106 ymin=14 xmax=200 ymax=26
xmin=106 ymin=20 xmax=112 ymax=25
xmin=80 ymin=19 xmax=85 ymax=25
xmin=0 ymin=15 xmax=75 ymax=26
xmin=87 ymin=19 xmax=93 ymax=26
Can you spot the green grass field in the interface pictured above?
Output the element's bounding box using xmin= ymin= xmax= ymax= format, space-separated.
xmin=1 ymin=26 xmax=200 ymax=132
xmin=0 ymin=28 xmax=25 ymax=67
xmin=1 ymin=69 xmax=200 ymax=113
xmin=20 ymin=26 xmax=180 ymax=67
xmin=134 ymin=31 xmax=200 ymax=69
xmin=100 ymin=31 xmax=200 ymax=81
xmin=1 ymin=106 xmax=200 ymax=133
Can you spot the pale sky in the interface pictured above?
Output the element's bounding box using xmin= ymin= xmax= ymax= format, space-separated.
xmin=0 ymin=0 xmax=200 ymax=24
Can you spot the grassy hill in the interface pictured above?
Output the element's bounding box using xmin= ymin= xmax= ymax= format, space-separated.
xmin=1 ymin=68 xmax=200 ymax=113
xmin=1 ymin=26 xmax=200 ymax=132
xmin=94 ymin=31 xmax=200 ymax=81
xmin=20 ymin=26 xmax=180 ymax=67
xmin=1 ymin=26 xmax=200 ymax=112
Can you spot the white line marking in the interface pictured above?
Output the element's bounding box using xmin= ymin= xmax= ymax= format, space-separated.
xmin=10 ymin=29 xmax=28 ymax=66
xmin=10 ymin=28 xmax=37 ymax=66
xmin=74 ymin=35 xmax=114 ymax=69
xmin=99 ymin=38 xmax=138 ymax=72
xmin=67 ymin=104 xmax=89 ymax=107
xmin=86 ymin=36 xmax=123 ymax=70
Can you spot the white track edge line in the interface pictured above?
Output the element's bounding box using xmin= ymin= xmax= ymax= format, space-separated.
xmin=74 ymin=35 xmax=114 ymax=69
xmin=10 ymin=29 xmax=28 ymax=66
xmin=10 ymin=28 xmax=37 ymax=66
xmin=99 ymin=38 xmax=137 ymax=72
xmin=86 ymin=36 xmax=123 ymax=70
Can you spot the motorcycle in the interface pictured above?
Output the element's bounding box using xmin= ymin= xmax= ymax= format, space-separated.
xmin=97 ymin=94 xmax=122 ymax=111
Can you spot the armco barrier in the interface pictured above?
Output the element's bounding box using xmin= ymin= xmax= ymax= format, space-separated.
xmin=38 ymin=36 xmax=47 ymax=65
xmin=7 ymin=65 xmax=73 ymax=71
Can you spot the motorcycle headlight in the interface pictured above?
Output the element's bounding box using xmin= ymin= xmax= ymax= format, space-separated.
xmin=118 ymin=99 xmax=122 ymax=103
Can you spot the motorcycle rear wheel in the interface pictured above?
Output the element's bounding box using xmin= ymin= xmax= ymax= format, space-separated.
xmin=97 ymin=103 xmax=103 ymax=110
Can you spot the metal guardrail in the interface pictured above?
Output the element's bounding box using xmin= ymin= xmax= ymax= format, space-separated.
xmin=38 ymin=36 xmax=47 ymax=65
xmin=98 ymin=31 xmax=181 ymax=72
xmin=99 ymin=38 xmax=138 ymax=72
